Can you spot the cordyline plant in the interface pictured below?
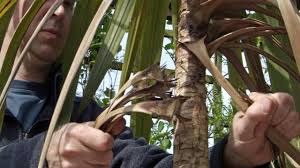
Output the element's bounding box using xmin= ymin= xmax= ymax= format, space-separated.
xmin=174 ymin=0 xmax=300 ymax=167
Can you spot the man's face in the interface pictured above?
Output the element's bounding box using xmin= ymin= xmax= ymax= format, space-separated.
xmin=20 ymin=0 xmax=74 ymax=64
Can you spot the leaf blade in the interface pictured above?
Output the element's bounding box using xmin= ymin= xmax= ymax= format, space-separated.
xmin=38 ymin=1 xmax=113 ymax=167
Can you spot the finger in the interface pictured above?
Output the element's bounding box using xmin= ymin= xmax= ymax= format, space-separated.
xmin=59 ymin=133 xmax=83 ymax=158
xmin=235 ymin=97 xmax=275 ymax=141
xmin=85 ymin=158 xmax=111 ymax=168
xmin=249 ymin=92 xmax=264 ymax=100
xmin=108 ymin=117 xmax=126 ymax=136
xmin=270 ymin=93 xmax=295 ymax=126
xmin=254 ymin=121 xmax=269 ymax=138
xmin=60 ymin=137 xmax=113 ymax=166
xmin=59 ymin=126 xmax=114 ymax=166
xmin=84 ymin=121 xmax=96 ymax=127
xmin=61 ymin=159 xmax=100 ymax=168
xmin=70 ymin=140 xmax=113 ymax=165
xmin=275 ymin=111 xmax=300 ymax=140
xmin=98 ymin=166 xmax=110 ymax=168
xmin=82 ymin=150 xmax=113 ymax=165
xmin=68 ymin=124 xmax=114 ymax=152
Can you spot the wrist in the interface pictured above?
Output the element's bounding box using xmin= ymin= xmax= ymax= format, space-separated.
xmin=223 ymin=136 xmax=254 ymax=168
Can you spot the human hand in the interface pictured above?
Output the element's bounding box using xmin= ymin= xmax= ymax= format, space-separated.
xmin=224 ymin=92 xmax=300 ymax=168
xmin=46 ymin=118 xmax=125 ymax=168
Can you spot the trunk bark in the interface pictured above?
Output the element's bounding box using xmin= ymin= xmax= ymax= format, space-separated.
xmin=174 ymin=0 xmax=209 ymax=167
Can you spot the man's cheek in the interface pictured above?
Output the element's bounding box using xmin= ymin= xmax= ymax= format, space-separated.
xmin=63 ymin=19 xmax=72 ymax=39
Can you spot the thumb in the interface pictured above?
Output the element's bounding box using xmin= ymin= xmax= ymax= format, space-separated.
xmin=83 ymin=121 xmax=96 ymax=127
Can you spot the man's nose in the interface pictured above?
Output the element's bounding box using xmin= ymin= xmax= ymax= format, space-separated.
xmin=53 ymin=5 xmax=66 ymax=18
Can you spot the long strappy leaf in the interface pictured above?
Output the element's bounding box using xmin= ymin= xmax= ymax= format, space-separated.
xmin=78 ymin=0 xmax=135 ymax=114
xmin=0 ymin=0 xmax=16 ymax=49
xmin=277 ymin=0 xmax=300 ymax=73
xmin=38 ymin=1 xmax=113 ymax=167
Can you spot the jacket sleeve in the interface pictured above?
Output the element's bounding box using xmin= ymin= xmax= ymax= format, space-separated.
xmin=112 ymin=129 xmax=270 ymax=168
xmin=0 ymin=132 xmax=46 ymax=168
xmin=209 ymin=135 xmax=229 ymax=168
xmin=111 ymin=127 xmax=173 ymax=168
xmin=209 ymin=136 xmax=270 ymax=168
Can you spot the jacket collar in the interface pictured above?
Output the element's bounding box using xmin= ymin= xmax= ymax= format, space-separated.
xmin=4 ymin=63 xmax=62 ymax=122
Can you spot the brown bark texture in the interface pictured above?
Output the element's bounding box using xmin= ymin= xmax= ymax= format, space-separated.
xmin=174 ymin=0 xmax=209 ymax=167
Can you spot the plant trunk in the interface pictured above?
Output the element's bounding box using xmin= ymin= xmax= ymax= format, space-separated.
xmin=174 ymin=0 xmax=208 ymax=167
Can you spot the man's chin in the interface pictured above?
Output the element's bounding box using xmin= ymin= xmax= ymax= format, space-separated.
xmin=30 ymin=46 xmax=62 ymax=64
xmin=29 ymin=34 xmax=66 ymax=62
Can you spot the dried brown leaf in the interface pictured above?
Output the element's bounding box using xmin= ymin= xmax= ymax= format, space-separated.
xmin=111 ymin=64 xmax=165 ymax=101
xmin=95 ymin=97 xmax=185 ymax=129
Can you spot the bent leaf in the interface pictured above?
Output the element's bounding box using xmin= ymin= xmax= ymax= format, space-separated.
xmin=95 ymin=98 xmax=184 ymax=129
xmin=78 ymin=0 xmax=135 ymax=114
xmin=0 ymin=0 xmax=16 ymax=48
xmin=0 ymin=0 xmax=15 ymax=15
xmin=38 ymin=1 xmax=113 ymax=167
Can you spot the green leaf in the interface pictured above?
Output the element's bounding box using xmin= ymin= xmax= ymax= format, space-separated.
xmin=0 ymin=0 xmax=16 ymax=49
xmin=55 ymin=0 xmax=105 ymax=130
xmin=119 ymin=0 xmax=145 ymax=87
xmin=165 ymin=42 xmax=174 ymax=50
xmin=158 ymin=121 xmax=164 ymax=132
xmin=0 ymin=0 xmax=15 ymax=14
xmin=104 ymin=87 xmax=115 ymax=99
xmin=60 ymin=0 xmax=104 ymax=79
xmin=211 ymin=52 xmax=225 ymax=142
xmin=161 ymin=139 xmax=171 ymax=150
xmin=77 ymin=0 xmax=135 ymax=114
xmin=255 ymin=12 xmax=300 ymax=112
xmin=127 ymin=0 xmax=170 ymax=141
xmin=171 ymin=0 xmax=179 ymax=47
xmin=227 ymin=49 xmax=245 ymax=113
xmin=101 ymin=98 xmax=110 ymax=107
